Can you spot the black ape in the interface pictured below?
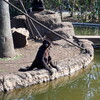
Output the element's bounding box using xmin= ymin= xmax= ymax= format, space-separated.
xmin=31 ymin=0 xmax=45 ymax=11
xmin=19 ymin=40 xmax=59 ymax=75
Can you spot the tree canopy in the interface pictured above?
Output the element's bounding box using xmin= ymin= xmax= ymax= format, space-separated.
xmin=9 ymin=0 xmax=100 ymax=23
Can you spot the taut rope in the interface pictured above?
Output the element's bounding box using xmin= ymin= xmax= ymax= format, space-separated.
xmin=18 ymin=0 xmax=43 ymax=41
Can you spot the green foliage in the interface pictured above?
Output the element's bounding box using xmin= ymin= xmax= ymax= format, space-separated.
xmin=9 ymin=0 xmax=31 ymax=18
xmin=63 ymin=0 xmax=100 ymax=23
xmin=44 ymin=0 xmax=63 ymax=11
xmin=9 ymin=0 xmax=100 ymax=23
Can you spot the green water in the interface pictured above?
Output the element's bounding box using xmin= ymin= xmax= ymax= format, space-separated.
xmin=0 ymin=50 xmax=100 ymax=100
xmin=74 ymin=27 xmax=100 ymax=35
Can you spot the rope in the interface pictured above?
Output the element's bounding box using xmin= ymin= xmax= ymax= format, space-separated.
xmin=3 ymin=0 xmax=85 ymax=50
xmin=18 ymin=0 xmax=34 ymax=38
xmin=19 ymin=0 xmax=43 ymax=41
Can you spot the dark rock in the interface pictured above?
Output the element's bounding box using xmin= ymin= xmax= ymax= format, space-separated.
xmin=11 ymin=28 xmax=29 ymax=48
xmin=11 ymin=15 xmax=27 ymax=29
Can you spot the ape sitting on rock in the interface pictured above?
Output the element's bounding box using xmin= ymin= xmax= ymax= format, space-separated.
xmin=19 ymin=39 xmax=59 ymax=75
xmin=31 ymin=0 xmax=45 ymax=11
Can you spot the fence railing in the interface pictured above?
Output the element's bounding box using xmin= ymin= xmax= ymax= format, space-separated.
xmin=72 ymin=22 xmax=100 ymax=28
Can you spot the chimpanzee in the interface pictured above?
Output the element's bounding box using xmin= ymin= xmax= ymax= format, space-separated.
xmin=19 ymin=39 xmax=59 ymax=75
xmin=31 ymin=0 xmax=45 ymax=11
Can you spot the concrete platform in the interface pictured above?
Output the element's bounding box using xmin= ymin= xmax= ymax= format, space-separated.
xmin=76 ymin=35 xmax=100 ymax=44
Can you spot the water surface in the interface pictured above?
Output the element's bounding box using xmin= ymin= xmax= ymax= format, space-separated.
xmin=74 ymin=27 xmax=100 ymax=36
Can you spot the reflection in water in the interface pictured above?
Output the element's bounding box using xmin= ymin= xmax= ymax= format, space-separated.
xmin=74 ymin=27 xmax=100 ymax=36
xmin=0 ymin=50 xmax=100 ymax=100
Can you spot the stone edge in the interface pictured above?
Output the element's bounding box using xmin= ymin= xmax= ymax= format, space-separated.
xmin=0 ymin=40 xmax=94 ymax=92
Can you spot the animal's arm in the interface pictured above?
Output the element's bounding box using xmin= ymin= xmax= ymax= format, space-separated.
xmin=42 ymin=56 xmax=49 ymax=68
xmin=42 ymin=56 xmax=53 ymax=75
xmin=48 ymin=56 xmax=55 ymax=67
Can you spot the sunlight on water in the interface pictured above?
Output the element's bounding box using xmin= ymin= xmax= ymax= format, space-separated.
xmin=0 ymin=50 xmax=100 ymax=100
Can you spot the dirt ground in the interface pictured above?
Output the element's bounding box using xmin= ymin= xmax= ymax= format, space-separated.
xmin=0 ymin=39 xmax=80 ymax=76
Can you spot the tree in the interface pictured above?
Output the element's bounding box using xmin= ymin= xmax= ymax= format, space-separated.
xmin=0 ymin=0 xmax=15 ymax=58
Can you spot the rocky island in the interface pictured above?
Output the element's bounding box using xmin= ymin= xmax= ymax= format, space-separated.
xmin=0 ymin=10 xmax=94 ymax=92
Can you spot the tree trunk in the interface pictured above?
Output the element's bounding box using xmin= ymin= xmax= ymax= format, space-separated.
xmin=0 ymin=0 xmax=15 ymax=58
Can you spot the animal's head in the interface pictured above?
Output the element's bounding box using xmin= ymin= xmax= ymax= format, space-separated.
xmin=43 ymin=39 xmax=52 ymax=48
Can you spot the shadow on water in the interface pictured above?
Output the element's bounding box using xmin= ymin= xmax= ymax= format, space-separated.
xmin=0 ymin=50 xmax=100 ymax=100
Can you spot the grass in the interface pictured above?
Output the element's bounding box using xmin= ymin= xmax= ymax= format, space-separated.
xmin=0 ymin=69 xmax=6 ymax=72
xmin=0 ymin=54 xmax=22 ymax=61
